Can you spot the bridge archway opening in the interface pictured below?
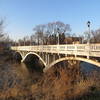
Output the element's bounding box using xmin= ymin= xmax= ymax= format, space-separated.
xmin=44 ymin=58 xmax=81 ymax=85
xmin=14 ymin=52 xmax=22 ymax=63
xmin=45 ymin=57 xmax=100 ymax=71
xmin=44 ymin=56 xmax=100 ymax=81
xmin=23 ymin=52 xmax=46 ymax=73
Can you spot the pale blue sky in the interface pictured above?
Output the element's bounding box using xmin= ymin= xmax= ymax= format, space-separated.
xmin=0 ymin=0 xmax=100 ymax=40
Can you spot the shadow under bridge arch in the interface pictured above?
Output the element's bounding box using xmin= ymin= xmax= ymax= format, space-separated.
xmin=14 ymin=51 xmax=23 ymax=63
xmin=45 ymin=57 xmax=100 ymax=71
xmin=22 ymin=52 xmax=46 ymax=73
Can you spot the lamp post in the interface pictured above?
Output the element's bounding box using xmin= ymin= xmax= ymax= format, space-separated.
xmin=87 ymin=21 xmax=91 ymax=59
xmin=24 ymin=38 xmax=25 ymax=46
xmin=57 ymin=28 xmax=60 ymax=45
xmin=87 ymin=21 xmax=91 ymax=44
xmin=57 ymin=28 xmax=60 ymax=58
xmin=30 ymin=36 xmax=32 ymax=46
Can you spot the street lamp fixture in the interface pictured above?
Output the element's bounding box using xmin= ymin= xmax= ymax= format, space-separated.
xmin=87 ymin=21 xmax=90 ymax=28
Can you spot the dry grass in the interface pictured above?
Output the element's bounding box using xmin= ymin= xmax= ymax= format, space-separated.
xmin=34 ymin=61 xmax=100 ymax=100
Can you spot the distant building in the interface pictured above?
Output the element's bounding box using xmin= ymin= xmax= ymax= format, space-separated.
xmin=64 ymin=37 xmax=82 ymax=44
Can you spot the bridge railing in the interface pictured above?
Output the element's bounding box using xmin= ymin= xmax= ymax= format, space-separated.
xmin=11 ymin=44 xmax=100 ymax=57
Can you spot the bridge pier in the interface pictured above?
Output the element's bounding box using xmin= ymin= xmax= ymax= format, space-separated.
xmin=47 ymin=54 xmax=49 ymax=65
xmin=53 ymin=54 xmax=56 ymax=62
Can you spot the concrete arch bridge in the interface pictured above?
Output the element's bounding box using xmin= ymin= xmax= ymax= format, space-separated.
xmin=11 ymin=44 xmax=100 ymax=71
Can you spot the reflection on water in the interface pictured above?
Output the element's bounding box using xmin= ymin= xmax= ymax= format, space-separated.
xmin=80 ymin=62 xmax=100 ymax=74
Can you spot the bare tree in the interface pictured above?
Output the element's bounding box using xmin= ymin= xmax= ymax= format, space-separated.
xmin=0 ymin=19 xmax=5 ymax=41
xmin=0 ymin=19 xmax=12 ymax=50
xmin=30 ymin=34 xmax=37 ymax=45
xmin=56 ymin=21 xmax=71 ymax=34
xmin=33 ymin=24 xmax=45 ymax=45
xmin=91 ymin=29 xmax=100 ymax=43
xmin=46 ymin=21 xmax=71 ymax=44
xmin=46 ymin=21 xmax=71 ymax=36
xmin=83 ymin=28 xmax=100 ymax=43
xmin=33 ymin=21 xmax=71 ymax=45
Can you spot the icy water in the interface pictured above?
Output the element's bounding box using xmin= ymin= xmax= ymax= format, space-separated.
xmin=80 ymin=62 xmax=100 ymax=75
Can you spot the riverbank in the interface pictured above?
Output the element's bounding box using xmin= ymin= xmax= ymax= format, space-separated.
xmin=0 ymin=50 xmax=100 ymax=100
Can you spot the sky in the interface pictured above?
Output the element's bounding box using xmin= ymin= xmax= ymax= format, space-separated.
xmin=0 ymin=0 xmax=100 ymax=40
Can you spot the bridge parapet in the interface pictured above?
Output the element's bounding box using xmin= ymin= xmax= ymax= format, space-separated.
xmin=12 ymin=44 xmax=100 ymax=57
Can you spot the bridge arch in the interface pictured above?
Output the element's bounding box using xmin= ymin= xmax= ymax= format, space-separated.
xmin=22 ymin=52 xmax=46 ymax=67
xmin=14 ymin=51 xmax=46 ymax=72
xmin=46 ymin=57 xmax=100 ymax=71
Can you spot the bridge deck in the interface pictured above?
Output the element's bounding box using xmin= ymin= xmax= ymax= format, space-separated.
xmin=12 ymin=44 xmax=100 ymax=58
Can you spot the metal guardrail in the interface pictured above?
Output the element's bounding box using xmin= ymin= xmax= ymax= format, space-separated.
xmin=11 ymin=44 xmax=100 ymax=57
